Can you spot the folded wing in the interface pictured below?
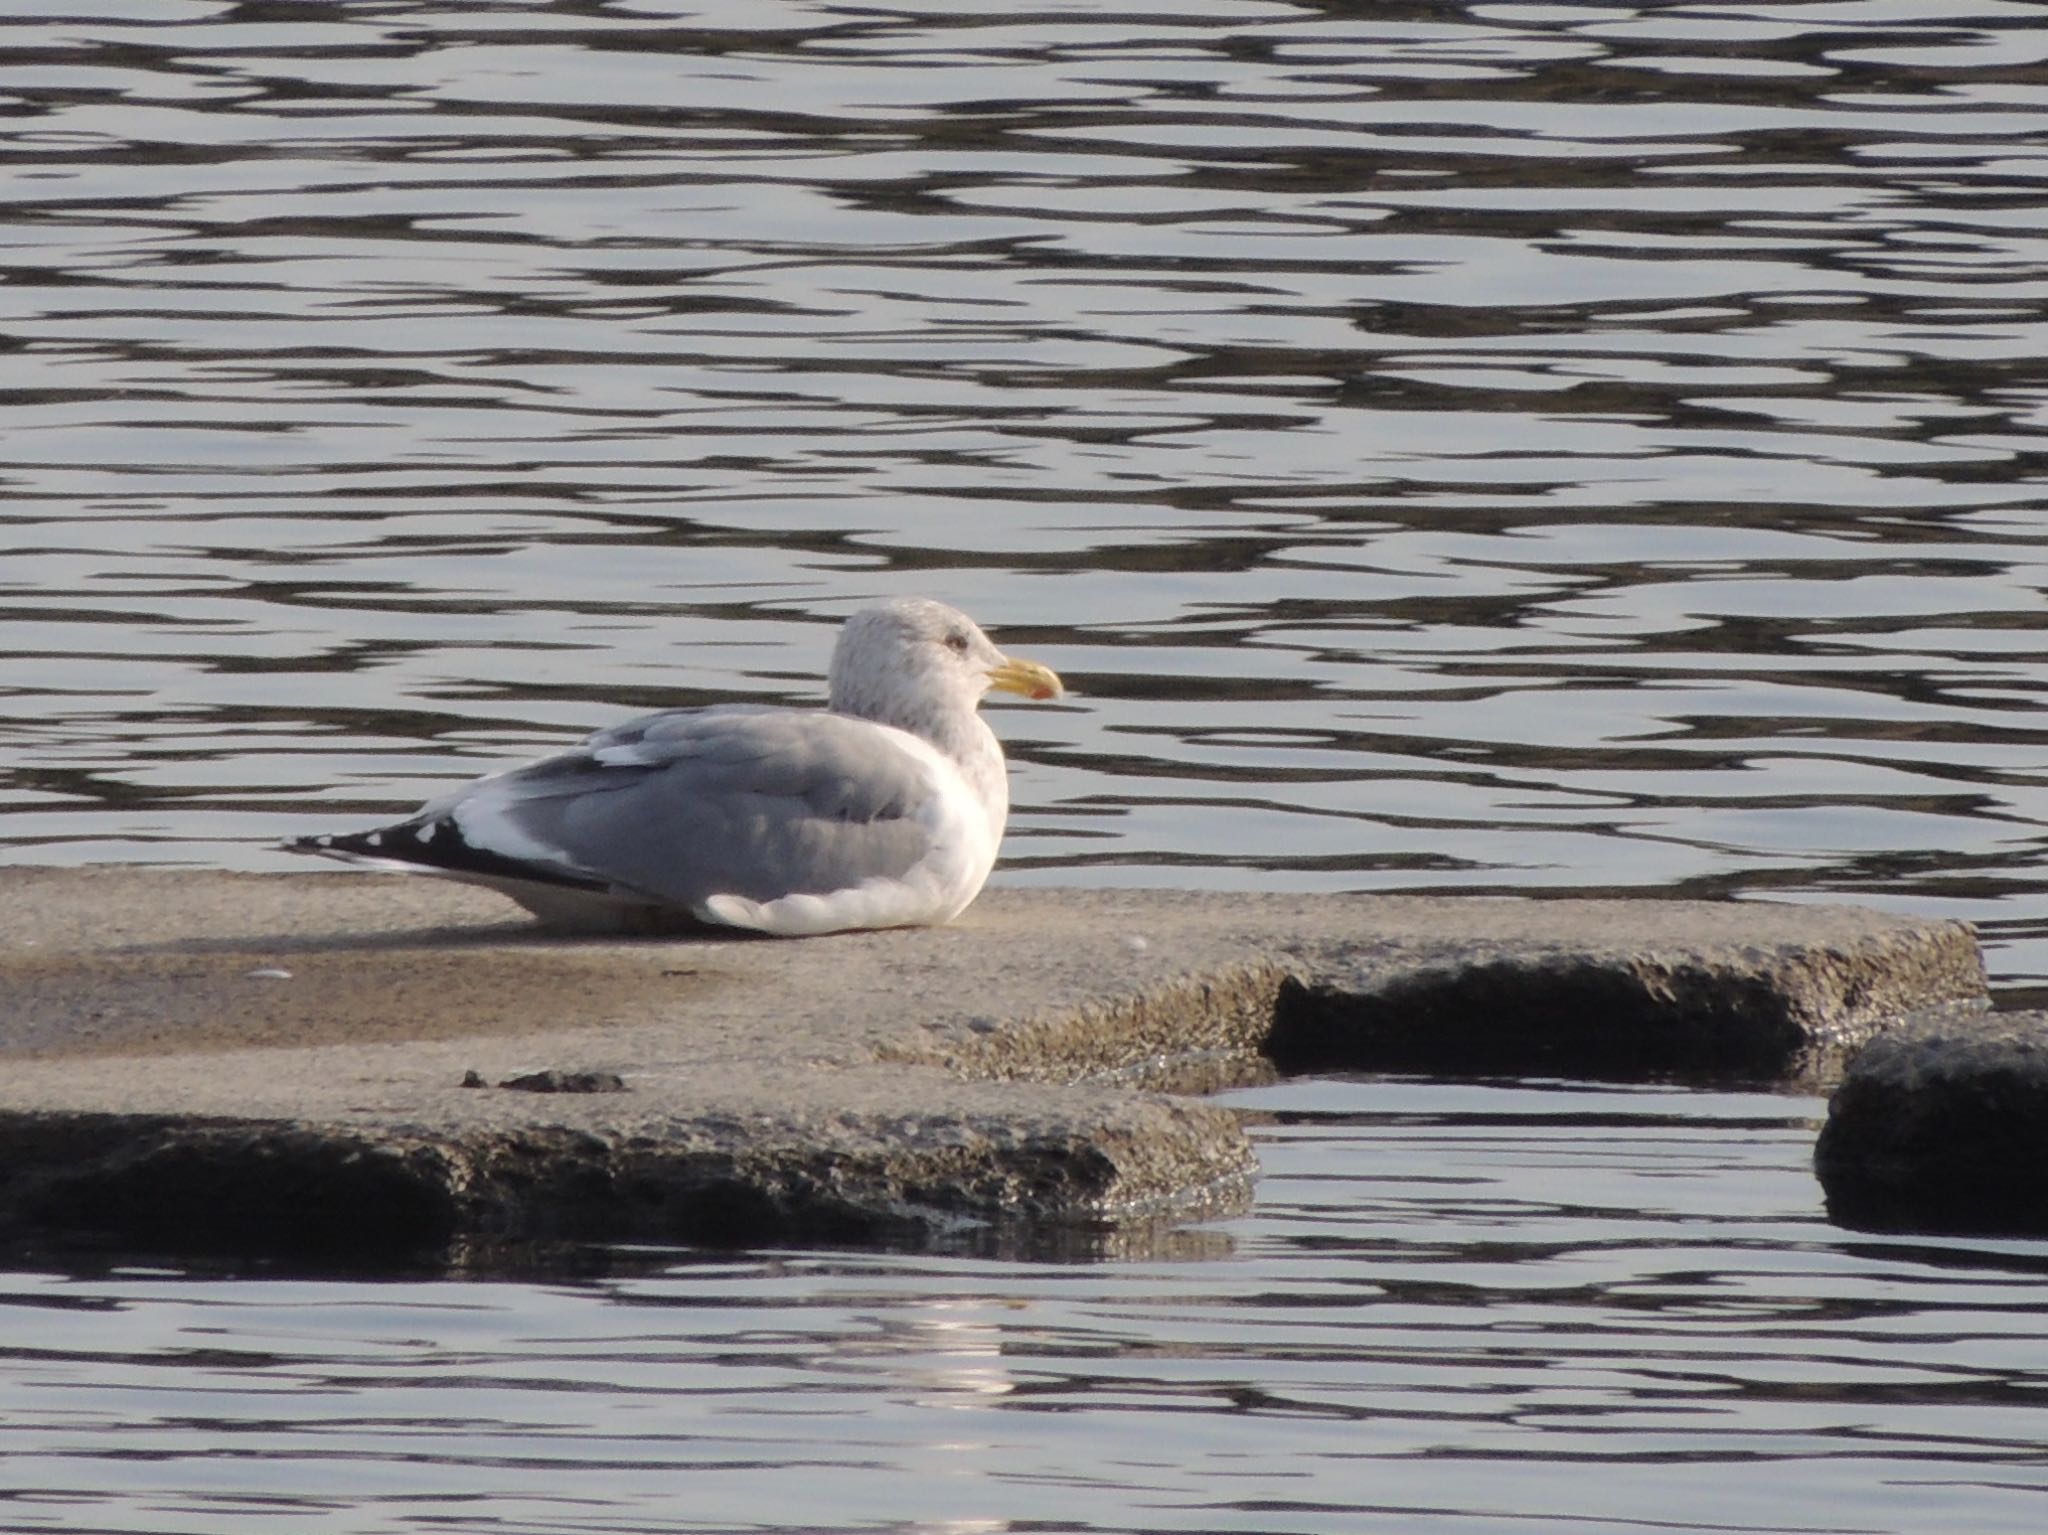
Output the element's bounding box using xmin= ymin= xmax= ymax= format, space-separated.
xmin=300 ymin=706 xmax=949 ymax=929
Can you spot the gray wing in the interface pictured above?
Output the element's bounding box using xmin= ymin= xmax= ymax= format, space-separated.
xmin=357 ymin=706 xmax=943 ymax=912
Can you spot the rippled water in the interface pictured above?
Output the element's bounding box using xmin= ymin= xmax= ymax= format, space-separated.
xmin=7 ymin=2 xmax=2048 ymax=1529
xmin=10 ymin=1077 xmax=2048 ymax=1535
xmin=9 ymin=0 xmax=2048 ymax=977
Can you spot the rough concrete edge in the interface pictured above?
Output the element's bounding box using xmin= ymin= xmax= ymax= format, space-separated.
xmin=1264 ymin=921 xmax=1989 ymax=1081
xmin=0 ymin=1094 xmax=1260 ymax=1263
xmin=1774 ymin=922 xmax=1991 ymax=1048
xmin=878 ymin=960 xmax=1290 ymax=1088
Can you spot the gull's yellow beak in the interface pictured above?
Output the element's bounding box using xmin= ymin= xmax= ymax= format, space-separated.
xmin=986 ymin=654 xmax=1064 ymax=702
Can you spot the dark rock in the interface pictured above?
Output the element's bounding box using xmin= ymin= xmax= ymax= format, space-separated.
xmin=1816 ymin=1009 xmax=2048 ymax=1235
xmin=498 ymin=1070 xmax=628 ymax=1094
xmin=12 ymin=1118 xmax=458 ymax=1259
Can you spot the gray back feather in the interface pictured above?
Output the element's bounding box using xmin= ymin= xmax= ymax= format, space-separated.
xmin=459 ymin=706 xmax=939 ymax=907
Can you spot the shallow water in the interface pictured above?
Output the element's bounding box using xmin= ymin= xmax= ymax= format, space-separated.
xmin=5 ymin=1 xmax=2048 ymax=1529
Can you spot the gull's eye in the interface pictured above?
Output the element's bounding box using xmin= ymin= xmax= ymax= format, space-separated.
xmin=944 ymin=630 xmax=970 ymax=654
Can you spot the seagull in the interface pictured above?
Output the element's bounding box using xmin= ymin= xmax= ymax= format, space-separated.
xmin=286 ymin=598 xmax=1063 ymax=936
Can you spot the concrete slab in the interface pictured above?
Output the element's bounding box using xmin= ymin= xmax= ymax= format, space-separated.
xmin=0 ymin=870 xmax=1988 ymax=1262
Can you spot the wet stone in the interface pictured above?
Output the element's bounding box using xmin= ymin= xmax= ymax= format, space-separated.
xmin=1816 ymin=1008 xmax=2048 ymax=1236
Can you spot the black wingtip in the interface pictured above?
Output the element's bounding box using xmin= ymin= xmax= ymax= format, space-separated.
xmin=282 ymin=823 xmax=428 ymax=864
xmin=286 ymin=816 xmax=610 ymax=895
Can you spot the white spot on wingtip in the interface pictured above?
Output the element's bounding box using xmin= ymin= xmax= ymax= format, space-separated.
xmin=366 ymin=831 xmax=384 ymax=847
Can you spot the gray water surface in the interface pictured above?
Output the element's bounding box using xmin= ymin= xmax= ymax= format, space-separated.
xmin=8 ymin=0 xmax=2047 ymax=972
xmin=9 ymin=1077 xmax=2048 ymax=1535
xmin=5 ymin=2 xmax=2048 ymax=1530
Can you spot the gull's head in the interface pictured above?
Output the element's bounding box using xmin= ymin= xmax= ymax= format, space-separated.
xmin=829 ymin=598 xmax=1063 ymax=726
